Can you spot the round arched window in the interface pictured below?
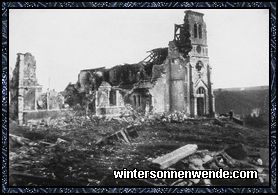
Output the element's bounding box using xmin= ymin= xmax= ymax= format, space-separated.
xmin=198 ymin=24 xmax=202 ymax=39
xmin=196 ymin=45 xmax=202 ymax=54
xmin=197 ymin=87 xmax=205 ymax=94
xmin=194 ymin=23 xmax=198 ymax=38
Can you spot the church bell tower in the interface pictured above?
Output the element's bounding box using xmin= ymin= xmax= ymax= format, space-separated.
xmin=184 ymin=10 xmax=214 ymax=117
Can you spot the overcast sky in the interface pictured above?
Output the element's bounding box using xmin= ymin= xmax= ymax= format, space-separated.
xmin=9 ymin=9 xmax=269 ymax=92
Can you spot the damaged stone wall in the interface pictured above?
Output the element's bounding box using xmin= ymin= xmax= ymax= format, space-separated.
xmin=10 ymin=58 xmax=20 ymax=120
xmin=10 ymin=53 xmax=43 ymax=124
xmin=65 ymin=51 xmax=168 ymax=115
xmin=149 ymin=72 xmax=167 ymax=113
xmin=127 ymin=88 xmax=152 ymax=113
xmin=23 ymin=88 xmax=38 ymax=110
xmin=95 ymin=81 xmax=126 ymax=116
xmin=10 ymin=53 xmax=66 ymax=125
xmin=167 ymin=41 xmax=190 ymax=113
xmin=149 ymin=41 xmax=191 ymax=115
xmin=65 ymin=10 xmax=215 ymax=118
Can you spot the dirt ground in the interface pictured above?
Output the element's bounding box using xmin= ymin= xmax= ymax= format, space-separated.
xmin=9 ymin=116 xmax=269 ymax=187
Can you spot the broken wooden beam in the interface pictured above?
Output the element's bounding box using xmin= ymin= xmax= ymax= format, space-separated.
xmin=232 ymin=116 xmax=244 ymax=125
xmin=152 ymin=144 xmax=198 ymax=169
xmin=119 ymin=129 xmax=130 ymax=144
xmin=96 ymin=127 xmax=137 ymax=145
xmin=9 ymin=134 xmax=31 ymax=147
xmin=213 ymin=118 xmax=225 ymax=127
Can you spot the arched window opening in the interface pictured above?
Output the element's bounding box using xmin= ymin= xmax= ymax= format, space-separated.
xmin=197 ymin=87 xmax=205 ymax=94
xmin=138 ymin=95 xmax=141 ymax=106
xmin=194 ymin=24 xmax=198 ymax=38
xmin=133 ymin=95 xmax=137 ymax=106
xmin=109 ymin=89 xmax=117 ymax=106
xmin=198 ymin=24 xmax=202 ymax=39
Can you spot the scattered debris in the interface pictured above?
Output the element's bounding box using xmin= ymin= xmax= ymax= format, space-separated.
xmin=9 ymin=112 xmax=269 ymax=186
xmin=152 ymin=144 xmax=198 ymax=169
xmin=56 ymin=138 xmax=68 ymax=144
xmin=224 ymin=143 xmax=247 ymax=160
xmin=9 ymin=134 xmax=31 ymax=147
xmin=96 ymin=127 xmax=138 ymax=145
xmin=160 ymin=111 xmax=190 ymax=123
xmin=231 ymin=116 xmax=244 ymax=125
xmin=144 ymin=143 xmax=268 ymax=186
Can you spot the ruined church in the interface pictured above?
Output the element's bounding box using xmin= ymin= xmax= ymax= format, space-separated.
xmin=10 ymin=10 xmax=215 ymax=124
xmin=65 ymin=10 xmax=215 ymax=117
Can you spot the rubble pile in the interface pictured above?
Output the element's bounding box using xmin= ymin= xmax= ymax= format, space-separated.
xmin=9 ymin=133 xmax=104 ymax=186
xmin=160 ymin=111 xmax=191 ymax=123
xmin=118 ymin=106 xmax=195 ymax=126
xmin=24 ymin=106 xmax=218 ymax=134
xmin=9 ymin=109 xmax=269 ymax=186
xmin=141 ymin=144 xmax=268 ymax=186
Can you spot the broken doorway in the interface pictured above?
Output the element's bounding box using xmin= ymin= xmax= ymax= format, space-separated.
xmin=197 ymin=97 xmax=205 ymax=116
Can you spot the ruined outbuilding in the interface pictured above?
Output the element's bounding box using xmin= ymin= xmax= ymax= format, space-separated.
xmin=10 ymin=53 xmax=65 ymax=125
xmin=65 ymin=10 xmax=215 ymax=117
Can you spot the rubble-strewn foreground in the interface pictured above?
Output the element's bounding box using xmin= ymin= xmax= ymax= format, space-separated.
xmin=9 ymin=110 xmax=269 ymax=186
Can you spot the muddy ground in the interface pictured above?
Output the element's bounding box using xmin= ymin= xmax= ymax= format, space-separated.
xmin=9 ymin=114 xmax=269 ymax=187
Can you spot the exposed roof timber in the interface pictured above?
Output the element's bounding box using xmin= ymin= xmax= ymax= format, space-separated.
xmin=141 ymin=47 xmax=168 ymax=64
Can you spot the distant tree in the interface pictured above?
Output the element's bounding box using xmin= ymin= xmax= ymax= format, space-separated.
xmin=63 ymin=83 xmax=84 ymax=107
